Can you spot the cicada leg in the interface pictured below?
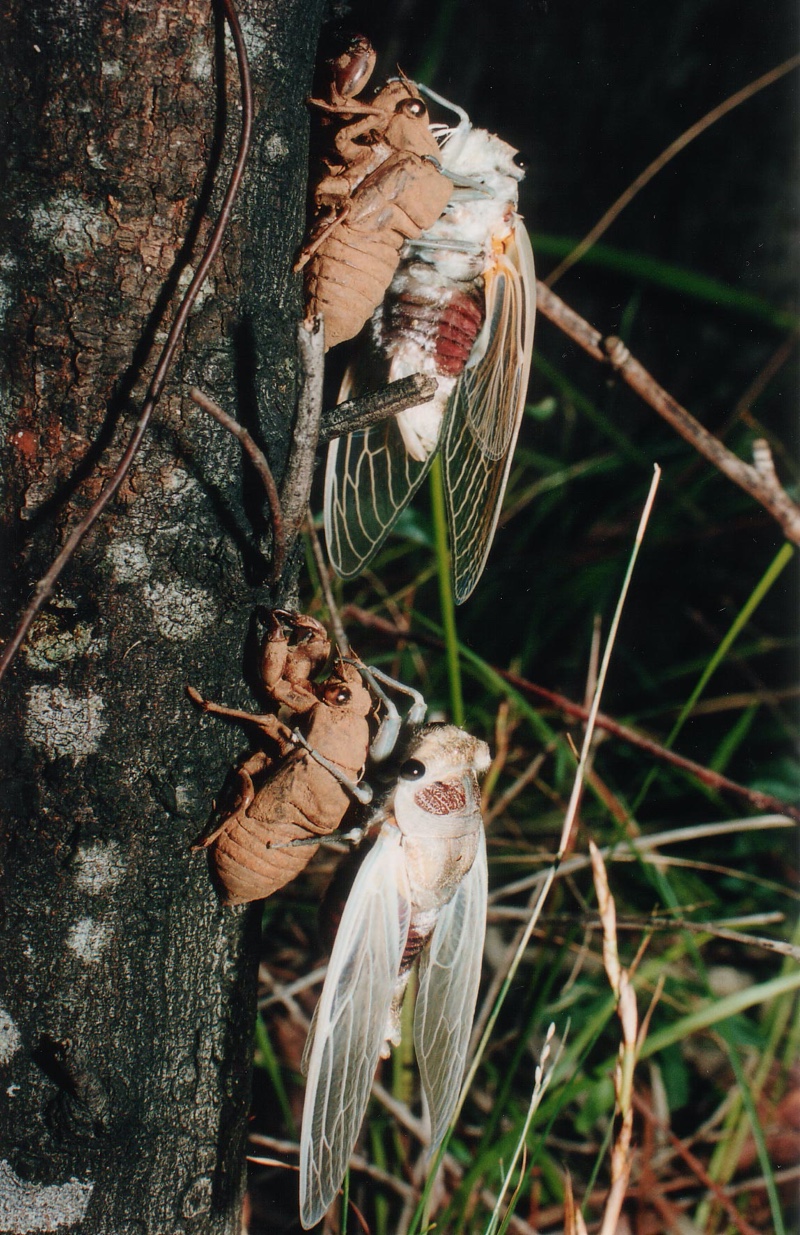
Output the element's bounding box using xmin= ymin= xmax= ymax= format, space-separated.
xmin=186 ymin=686 xmax=294 ymax=750
xmin=290 ymin=729 xmax=373 ymax=805
xmin=345 ymin=663 xmax=427 ymax=761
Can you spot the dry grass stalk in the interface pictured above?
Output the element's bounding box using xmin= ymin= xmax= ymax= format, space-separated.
xmin=590 ymin=840 xmax=640 ymax=1235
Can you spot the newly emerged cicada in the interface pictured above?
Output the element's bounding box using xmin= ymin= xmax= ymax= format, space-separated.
xmin=324 ymin=89 xmax=536 ymax=602
xmin=295 ymin=38 xmax=454 ymax=350
xmin=299 ymin=723 xmax=490 ymax=1229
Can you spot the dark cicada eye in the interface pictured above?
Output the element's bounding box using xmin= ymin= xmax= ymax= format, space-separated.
xmin=325 ymin=683 xmax=351 ymax=705
xmin=398 ymin=97 xmax=427 ymax=118
xmin=399 ymin=758 xmax=426 ymax=780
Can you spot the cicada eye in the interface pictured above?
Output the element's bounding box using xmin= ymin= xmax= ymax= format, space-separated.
xmin=324 ymin=683 xmax=351 ymax=705
xmin=399 ymin=758 xmax=426 ymax=780
xmin=398 ymin=97 xmax=427 ymax=118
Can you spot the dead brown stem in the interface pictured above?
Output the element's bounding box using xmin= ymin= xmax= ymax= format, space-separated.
xmin=535 ymin=281 xmax=800 ymax=546
xmin=632 ymin=1093 xmax=762 ymax=1235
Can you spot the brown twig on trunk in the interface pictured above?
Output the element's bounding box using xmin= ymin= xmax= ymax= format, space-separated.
xmin=189 ymin=387 xmax=285 ymax=581
xmin=318 ymin=372 xmax=437 ymax=441
xmin=0 ymin=0 xmax=254 ymax=687
xmin=535 ymin=281 xmax=800 ymax=546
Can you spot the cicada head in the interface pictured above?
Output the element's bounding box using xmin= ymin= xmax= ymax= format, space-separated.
xmin=389 ymin=723 xmax=490 ymax=912
xmin=392 ymin=723 xmax=490 ymax=833
xmin=372 ymin=79 xmax=441 ymax=160
xmin=440 ymin=125 xmax=525 ymax=203
xmin=327 ymin=33 xmax=376 ymax=101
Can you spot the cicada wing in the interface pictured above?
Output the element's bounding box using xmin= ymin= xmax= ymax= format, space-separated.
xmin=299 ymin=826 xmax=411 ymax=1230
xmin=324 ymin=419 xmax=435 ymax=579
xmin=443 ymin=222 xmax=536 ymax=603
xmin=413 ymin=826 xmax=488 ymax=1150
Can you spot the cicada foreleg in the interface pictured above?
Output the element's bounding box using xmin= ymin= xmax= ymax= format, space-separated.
xmin=186 ymin=685 xmax=294 ymax=750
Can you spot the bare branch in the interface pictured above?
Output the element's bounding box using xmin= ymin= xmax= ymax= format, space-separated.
xmin=536 ymin=281 xmax=800 ymax=546
xmin=318 ymin=372 xmax=437 ymax=441
xmin=189 ymin=387 xmax=285 ymax=580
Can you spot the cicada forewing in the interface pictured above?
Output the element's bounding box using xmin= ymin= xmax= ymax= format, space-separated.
xmin=442 ymin=221 xmax=536 ymax=603
xmin=413 ymin=825 xmax=487 ymax=1148
xmin=299 ymin=825 xmax=412 ymax=1229
xmin=324 ymin=412 xmax=436 ymax=580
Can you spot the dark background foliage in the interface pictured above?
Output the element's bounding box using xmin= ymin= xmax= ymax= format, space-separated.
xmin=250 ymin=2 xmax=798 ymax=1230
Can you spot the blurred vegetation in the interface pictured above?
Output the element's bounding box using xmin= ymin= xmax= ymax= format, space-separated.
xmin=247 ymin=2 xmax=799 ymax=1231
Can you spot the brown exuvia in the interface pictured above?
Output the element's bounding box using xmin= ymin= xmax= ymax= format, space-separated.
xmin=294 ymin=37 xmax=453 ymax=350
xmin=188 ymin=610 xmax=373 ymax=904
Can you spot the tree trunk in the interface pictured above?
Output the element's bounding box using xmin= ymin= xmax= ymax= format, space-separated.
xmin=0 ymin=1 xmax=324 ymax=1230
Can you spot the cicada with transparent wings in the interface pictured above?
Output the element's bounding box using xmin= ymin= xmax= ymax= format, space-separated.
xmin=299 ymin=723 xmax=490 ymax=1229
xmin=324 ymin=88 xmax=536 ymax=602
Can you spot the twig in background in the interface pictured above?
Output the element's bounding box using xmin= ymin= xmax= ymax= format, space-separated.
xmin=535 ymin=282 xmax=800 ymax=545
xmin=631 ymin=1093 xmax=763 ymax=1235
xmin=0 ymin=0 xmax=253 ymax=687
xmin=546 ymin=54 xmax=800 ymax=286
xmin=305 ymin=512 xmax=350 ymax=657
xmin=189 ymin=386 xmax=285 ymax=580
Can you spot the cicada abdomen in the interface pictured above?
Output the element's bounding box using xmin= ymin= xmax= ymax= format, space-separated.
xmin=324 ymin=93 xmax=536 ymax=601
xmin=295 ymin=42 xmax=454 ymax=351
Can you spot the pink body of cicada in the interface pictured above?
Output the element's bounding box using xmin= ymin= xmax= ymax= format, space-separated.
xmin=324 ymin=96 xmax=536 ymax=602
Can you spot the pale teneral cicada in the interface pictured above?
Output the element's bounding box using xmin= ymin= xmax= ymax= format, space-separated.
xmin=299 ymin=723 xmax=490 ymax=1229
xmin=324 ymin=89 xmax=536 ymax=603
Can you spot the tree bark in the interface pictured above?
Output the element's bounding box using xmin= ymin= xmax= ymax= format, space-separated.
xmin=0 ymin=1 xmax=324 ymax=1231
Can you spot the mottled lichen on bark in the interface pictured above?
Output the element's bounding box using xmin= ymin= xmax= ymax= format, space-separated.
xmin=0 ymin=1 xmax=325 ymax=1231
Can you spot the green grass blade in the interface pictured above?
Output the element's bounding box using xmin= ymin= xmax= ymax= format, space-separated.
xmin=429 ymin=453 xmax=464 ymax=726
xmin=532 ymin=234 xmax=800 ymax=331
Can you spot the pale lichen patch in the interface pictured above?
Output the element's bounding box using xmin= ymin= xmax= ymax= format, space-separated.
xmin=73 ymin=842 xmax=125 ymax=894
xmin=107 ymin=538 xmax=151 ymax=583
xmin=264 ymin=132 xmax=289 ymax=162
xmin=175 ymin=265 xmax=215 ymax=313
xmin=143 ymin=581 xmax=217 ymax=641
xmin=29 ymin=192 xmax=112 ymax=260
xmin=66 ymin=917 xmax=111 ymax=963
xmin=0 ymin=1161 xmax=94 ymax=1232
xmin=0 ymin=1003 xmax=21 ymax=1065
xmin=25 ymin=686 xmax=108 ymax=761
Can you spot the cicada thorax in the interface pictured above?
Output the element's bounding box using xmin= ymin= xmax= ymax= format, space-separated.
xmin=296 ymin=45 xmax=454 ymax=350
